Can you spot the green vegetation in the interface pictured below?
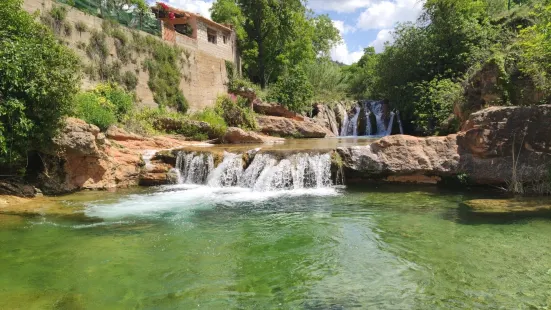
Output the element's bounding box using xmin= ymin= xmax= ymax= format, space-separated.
xmin=267 ymin=67 xmax=313 ymax=113
xmin=142 ymin=38 xmax=189 ymax=112
xmin=211 ymin=0 xmax=341 ymax=112
xmin=0 ymin=0 xmax=80 ymax=171
xmin=73 ymin=83 xmax=134 ymax=130
xmin=345 ymin=0 xmax=549 ymax=135
xmin=215 ymin=95 xmax=257 ymax=130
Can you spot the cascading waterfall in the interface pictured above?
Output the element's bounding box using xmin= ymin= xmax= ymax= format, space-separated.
xmin=397 ymin=111 xmax=404 ymax=135
xmin=175 ymin=152 xmax=214 ymax=184
xmin=386 ymin=112 xmax=395 ymax=136
xmin=175 ymin=151 xmax=333 ymax=191
xmin=365 ymin=111 xmax=373 ymax=136
xmin=340 ymin=113 xmax=349 ymax=136
xmin=338 ymin=100 xmax=400 ymax=137
xmin=369 ymin=101 xmax=387 ymax=135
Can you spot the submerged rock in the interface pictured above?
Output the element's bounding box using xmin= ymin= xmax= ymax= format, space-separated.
xmin=464 ymin=199 xmax=551 ymax=214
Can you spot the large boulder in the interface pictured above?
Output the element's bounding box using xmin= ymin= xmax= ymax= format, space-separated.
xmin=253 ymin=100 xmax=305 ymax=121
xmin=256 ymin=115 xmax=329 ymax=138
xmin=338 ymin=135 xmax=459 ymax=183
xmin=223 ymin=127 xmax=285 ymax=144
xmin=51 ymin=117 xmax=101 ymax=157
xmin=339 ymin=105 xmax=551 ymax=187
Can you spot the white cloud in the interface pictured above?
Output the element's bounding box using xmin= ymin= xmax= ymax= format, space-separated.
xmin=357 ymin=0 xmax=423 ymax=30
xmin=308 ymin=0 xmax=374 ymax=13
xmin=166 ymin=0 xmax=213 ymax=18
xmin=330 ymin=19 xmax=362 ymax=64
xmin=331 ymin=43 xmax=363 ymax=65
xmin=368 ymin=29 xmax=394 ymax=53
xmin=332 ymin=20 xmax=356 ymax=35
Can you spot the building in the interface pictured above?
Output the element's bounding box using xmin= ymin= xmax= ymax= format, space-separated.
xmin=153 ymin=3 xmax=240 ymax=67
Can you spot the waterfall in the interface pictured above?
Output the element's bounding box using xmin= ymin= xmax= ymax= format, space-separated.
xmin=175 ymin=152 xmax=214 ymax=184
xmin=338 ymin=100 xmax=400 ymax=137
xmin=345 ymin=106 xmax=360 ymax=136
xmin=340 ymin=113 xmax=349 ymax=136
xmin=369 ymin=101 xmax=386 ymax=135
xmin=365 ymin=111 xmax=373 ymax=136
xmin=397 ymin=111 xmax=404 ymax=134
xmin=175 ymin=151 xmax=333 ymax=191
xmin=386 ymin=112 xmax=395 ymax=136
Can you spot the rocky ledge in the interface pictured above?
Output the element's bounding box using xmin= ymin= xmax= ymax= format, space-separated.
xmin=338 ymin=105 xmax=551 ymax=188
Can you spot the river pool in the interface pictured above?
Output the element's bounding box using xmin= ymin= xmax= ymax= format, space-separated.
xmin=1 ymin=184 xmax=551 ymax=309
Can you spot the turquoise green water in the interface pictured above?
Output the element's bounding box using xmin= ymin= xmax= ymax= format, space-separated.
xmin=2 ymin=185 xmax=551 ymax=309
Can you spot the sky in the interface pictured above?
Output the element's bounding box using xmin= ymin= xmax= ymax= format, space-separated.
xmin=155 ymin=0 xmax=426 ymax=65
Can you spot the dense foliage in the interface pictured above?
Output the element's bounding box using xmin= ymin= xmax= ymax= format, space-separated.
xmin=211 ymin=0 xmax=341 ymax=112
xmin=0 ymin=0 xmax=80 ymax=171
xmin=215 ymin=95 xmax=258 ymax=130
xmin=74 ymin=83 xmax=135 ymax=130
xmin=267 ymin=67 xmax=314 ymax=113
xmin=346 ymin=0 xmax=547 ymax=135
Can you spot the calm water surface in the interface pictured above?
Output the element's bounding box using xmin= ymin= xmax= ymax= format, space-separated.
xmin=1 ymin=185 xmax=551 ymax=309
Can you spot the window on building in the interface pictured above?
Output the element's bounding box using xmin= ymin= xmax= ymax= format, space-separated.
xmin=223 ymin=34 xmax=228 ymax=44
xmin=207 ymin=28 xmax=217 ymax=44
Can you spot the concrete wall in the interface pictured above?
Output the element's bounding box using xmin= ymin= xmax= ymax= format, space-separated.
xmin=23 ymin=0 xmax=229 ymax=112
xmin=195 ymin=20 xmax=234 ymax=62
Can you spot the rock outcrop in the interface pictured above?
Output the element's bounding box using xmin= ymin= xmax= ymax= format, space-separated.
xmin=256 ymin=115 xmax=330 ymax=138
xmin=223 ymin=127 xmax=285 ymax=144
xmin=253 ymin=100 xmax=305 ymax=121
xmin=36 ymin=118 xmax=201 ymax=194
xmin=312 ymin=103 xmax=340 ymax=136
xmin=339 ymin=105 xmax=551 ymax=187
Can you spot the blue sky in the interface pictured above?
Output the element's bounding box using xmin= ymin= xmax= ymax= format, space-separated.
xmin=156 ymin=0 xmax=425 ymax=65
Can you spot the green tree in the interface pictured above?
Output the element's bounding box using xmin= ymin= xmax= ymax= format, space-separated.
xmin=210 ymin=0 xmax=340 ymax=88
xmin=517 ymin=2 xmax=551 ymax=98
xmin=0 ymin=0 xmax=80 ymax=171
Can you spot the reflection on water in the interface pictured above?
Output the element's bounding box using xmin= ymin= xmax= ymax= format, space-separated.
xmin=2 ymin=185 xmax=551 ymax=309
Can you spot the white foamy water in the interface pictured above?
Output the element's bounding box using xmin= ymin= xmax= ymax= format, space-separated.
xmin=85 ymin=184 xmax=339 ymax=219
xmin=85 ymin=150 xmax=340 ymax=219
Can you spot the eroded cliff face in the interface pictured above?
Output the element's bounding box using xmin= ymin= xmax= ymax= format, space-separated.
xmin=339 ymin=105 xmax=551 ymax=187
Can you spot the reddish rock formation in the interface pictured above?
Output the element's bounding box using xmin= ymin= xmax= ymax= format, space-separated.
xmin=256 ymin=115 xmax=330 ymax=138
xmin=253 ymin=100 xmax=305 ymax=121
xmin=37 ymin=118 xmax=204 ymax=194
xmin=223 ymin=127 xmax=285 ymax=144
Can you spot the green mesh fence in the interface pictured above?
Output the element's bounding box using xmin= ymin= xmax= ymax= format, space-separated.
xmin=55 ymin=0 xmax=161 ymax=36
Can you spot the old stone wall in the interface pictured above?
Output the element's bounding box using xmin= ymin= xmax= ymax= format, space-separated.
xmin=23 ymin=0 xmax=229 ymax=112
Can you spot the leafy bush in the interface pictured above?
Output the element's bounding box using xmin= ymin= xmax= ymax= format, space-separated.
xmin=267 ymin=67 xmax=313 ymax=113
xmin=73 ymin=83 xmax=134 ymax=130
xmin=189 ymin=108 xmax=228 ymax=139
xmin=0 ymin=0 xmax=80 ymax=169
xmin=215 ymin=95 xmax=257 ymax=130
xmin=414 ymin=78 xmax=463 ymax=135
xmin=74 ymin=92 xmax=117 ymax=130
